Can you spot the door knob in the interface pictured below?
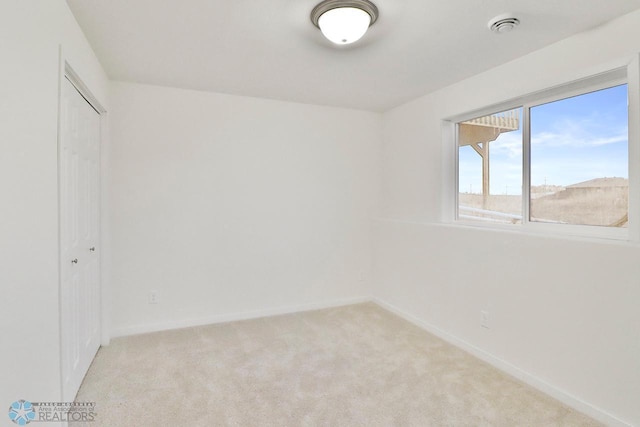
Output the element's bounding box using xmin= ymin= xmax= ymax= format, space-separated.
xmin=71 ymin=258 xmax=78 ymax=264
xmin=89 ymin=247 xmax=96 ymax=252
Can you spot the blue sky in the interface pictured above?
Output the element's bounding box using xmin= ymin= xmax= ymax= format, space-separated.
xmin=459 ymin=84 xmax=628 ymax=195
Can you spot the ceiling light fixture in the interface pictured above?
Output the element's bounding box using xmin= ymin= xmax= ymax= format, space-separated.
xmin=311 ymin=0 xmax=379 ymax=45
xmin=488 ymin=14 xmax=520 ymax=34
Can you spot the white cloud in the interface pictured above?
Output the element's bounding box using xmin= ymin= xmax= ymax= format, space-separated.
xmin=490 ymin=131 xmax=522 ymax=158
xmin=531 ymin=115 xmax=627 ymax=148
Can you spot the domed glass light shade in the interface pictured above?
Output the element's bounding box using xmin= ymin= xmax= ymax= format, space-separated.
xmin=318 ymin=7 xmax=371 ymax=44
xmin=311 ymin=0 xmax=379 ymax=45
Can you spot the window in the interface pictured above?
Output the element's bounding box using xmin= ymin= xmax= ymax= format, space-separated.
xmin=455 ymin=70 xmax=630 ymax=238
xmin=458 ymin=108 xmax=523 ymax=224
xmin=529 ymin=85 xmax=628 ymax=227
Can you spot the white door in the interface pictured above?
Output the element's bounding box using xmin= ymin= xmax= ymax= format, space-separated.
xmin=59 ymin=77 xmax=101 ymax=401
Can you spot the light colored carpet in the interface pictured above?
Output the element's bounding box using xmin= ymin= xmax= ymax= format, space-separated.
xmin=77 ymin=303 xmax=602 ymax=426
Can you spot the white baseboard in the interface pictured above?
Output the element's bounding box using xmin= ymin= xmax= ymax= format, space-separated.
xmin=371 ymin=297 xmax=633 ymax=427
xmin=110 ymin=296 xmax=372 ymax=338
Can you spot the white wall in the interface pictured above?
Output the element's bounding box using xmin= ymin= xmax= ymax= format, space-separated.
xmin=0 ymin=0 xmax=109 ymax=414
xmin=109 ymin=82 xmax=380 ymax=336
xmin=374 ymin=9 xmax=640 ymax=427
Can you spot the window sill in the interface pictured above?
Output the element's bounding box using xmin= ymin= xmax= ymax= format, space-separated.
xmin=449 ymin=218 xmax=633 ymax=246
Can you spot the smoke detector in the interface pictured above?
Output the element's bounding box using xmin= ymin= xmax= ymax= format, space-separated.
xmin=488 ymin=14 xmax=520 ymax=33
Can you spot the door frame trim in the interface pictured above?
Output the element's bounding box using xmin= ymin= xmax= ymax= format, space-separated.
xmin=64 ymin=63 xmax=106 ymax=114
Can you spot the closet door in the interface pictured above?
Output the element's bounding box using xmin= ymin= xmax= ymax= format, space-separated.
xmin=59 ymin=77 xmax=101 ymax=401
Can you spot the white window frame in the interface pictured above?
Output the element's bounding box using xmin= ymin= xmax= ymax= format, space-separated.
xmin=446 ymin=59 xmax=640 ymax=242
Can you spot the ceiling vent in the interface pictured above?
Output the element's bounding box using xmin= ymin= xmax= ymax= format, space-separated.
xmin=488 ymin=14 xmax=520 ymax=33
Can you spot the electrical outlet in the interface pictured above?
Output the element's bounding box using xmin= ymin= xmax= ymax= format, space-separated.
xmin=149 ymin=290 xmax=159 ymax=304
xmin=480 ymin=310 xmax=489 ymax=329
xmin=358 ymin=270 xmax=365 ymax=283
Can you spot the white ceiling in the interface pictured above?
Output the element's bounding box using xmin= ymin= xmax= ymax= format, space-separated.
xmin=66 ymin=0 xmax=640 ymax=112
